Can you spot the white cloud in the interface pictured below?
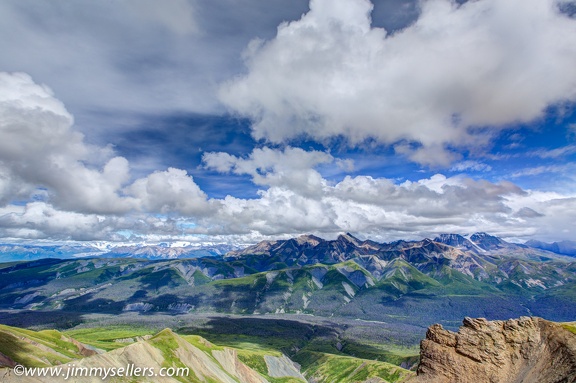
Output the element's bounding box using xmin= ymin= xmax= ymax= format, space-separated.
xmin=223 ymin=175 xmax=560 ymax=240
xmin=198 ymin=157 xmax=576 ymax=242
xmin=1 ymin=72 xmax=575 ymax=243
xmin=450 ymin=160 xmax=492 ymax=172
xmin=0 ymin=0 xmax=315 ymax=137
xmin=202 ymin=147 xmax=333 ymax=198
xmin=510 ymin=163 xmax=576 ymax=178
xmin=0 ymin=202 xmax=188 ymax=241
xmin=0 ymin=203 xmax=116 ymax=241
xmin=0 ymin=72 xmax=134 ymax=213
xmin=0 ymin=72 xmax=212 ymax=218
xmin=0 ymin=1 xmax=204 ymax=117
xmin=220 ymin=0 xmax=576 ymax=165
xmin=527 ymin=145 xmax=576 ymax=159
xmin=127 ymin=168 xmax=212 ymax=215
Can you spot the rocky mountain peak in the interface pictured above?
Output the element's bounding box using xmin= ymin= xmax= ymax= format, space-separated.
xmin=409 ymin=316 xmax=576 ymax=383
xmin=470 ymin=232 xmax=505 ymax=250
xmin=434 ymin=233 xmax=469 ymax=247
xmin=336 ymin=233 xmax=362 ymax=246
xmin=295 ymin=234 xmax=323 ymax=246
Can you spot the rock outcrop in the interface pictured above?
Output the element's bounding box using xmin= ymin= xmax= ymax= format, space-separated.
xmin=408 ymin=316 xmax=576 ymax=383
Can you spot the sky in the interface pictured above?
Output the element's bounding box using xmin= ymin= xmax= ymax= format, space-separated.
xmin=1 ymin=0 xmax=576 ymax=245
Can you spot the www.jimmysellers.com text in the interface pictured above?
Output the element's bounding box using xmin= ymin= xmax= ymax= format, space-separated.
xmin=11 ymin=363 xmax=190 ymax=380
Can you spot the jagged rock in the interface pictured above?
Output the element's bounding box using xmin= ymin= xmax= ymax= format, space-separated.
xmin=408 ymin=317 xmax=576 ymax=383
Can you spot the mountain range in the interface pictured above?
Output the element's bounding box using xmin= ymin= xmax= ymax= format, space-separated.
xmin=525 ymin=239 xmax=576 ymax=257
xmin=0 ymin=242 xmax=238 ymax=262
xmin=0 ymin=233 xmax=574 ymax=263
xmin=1 ymin=232 xmax=576 ymax=382
xmin=1 ymin=232 xmax=575 ymax=331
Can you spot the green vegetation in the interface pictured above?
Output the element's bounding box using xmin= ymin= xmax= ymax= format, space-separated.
xmin=295 ymin=351 xmax=414 ymax=383
xmin=0 ymin=324 xmax=85 ymax=367
xmin=2 ymin=320 xmax=415 ymax=383
xmin=236 ymin=351 xmax=269 ymax=375
xmin=562 ymin=322 xmax=576 ymax=335
xmin=192 ymin=269 xmax=212 ymax=285
xmin=1 ymin=247 xmax=575 ymax=327
xmin=65 ymin=325 xmax=154 ymax=351
xmin=182 ymin=334 xmax=222 ymax=353
xmin=151 ymin=330 xmax=185 ymax=363
xmin=338 ymin=341 xmax=419 ymax=367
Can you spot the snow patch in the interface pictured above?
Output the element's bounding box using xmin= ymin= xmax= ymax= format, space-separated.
xmin=525 ymin=278 xmax=546 ymax=289
xmin=302 ymin=294 xmax=310 ymax=309
xmin=342 ymin=282 xmax=355 ymax=298
xmin=123 ymin=302 xmax=154 ymax=312
xmin=312 ymin=276 xmax=323 ymax=289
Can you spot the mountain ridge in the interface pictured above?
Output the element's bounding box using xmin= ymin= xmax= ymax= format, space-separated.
xmin=1 ymin=232 xmax=575 ymax=328
xmin=525 ymin=239 xmax=576 ymax=257
xmin=0 ymin=232 xmax=573 ymax=262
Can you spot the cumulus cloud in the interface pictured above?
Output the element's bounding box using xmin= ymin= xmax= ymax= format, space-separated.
xmin=0 ymin=202 xmax=188 ymax=241
xmin=0 ymin=72 xmax=134 ymax=213
xmin=202 ymin=150 xmax=576 ymax=242
xmin=202 ymin=147 xmax=333 ymax=198
xmin=199 ymin=169 xmax=575 ymax=242
xmin=0 ymin=203 xmax=118 ymax=241
xmin=220 ymin=0 xmax=576 ymax=165
xmin=1 ymin=72 xmax=575 ymax=243
xmin=127 ymin=168 xmax=212 ymax=215
xmin=0 ymin=72 xmax=210 ymax=218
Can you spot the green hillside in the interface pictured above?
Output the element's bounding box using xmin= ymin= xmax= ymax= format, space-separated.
xmin=1 ymin=233 xmax=575 ymax=337
xmin=0 ymin=324 xmax=98 ymax=367
xmin=0 ymin=323 xmax=414 ymax=383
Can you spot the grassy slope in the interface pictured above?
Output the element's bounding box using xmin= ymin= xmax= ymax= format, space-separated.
xmin=12 ymin=317 xmax=576 ymax=383
xmin=0 ymin=324 xmax=86 ymax=367
xmin=64 ymin=324 xmax=414 ymax=382
xmin=64 ymin=325 xmax=156 ymax=351
xmin=562 ymin=322 xmax=576 ymax=335
xmin=294 ymin=351 xmax=413 ymax=383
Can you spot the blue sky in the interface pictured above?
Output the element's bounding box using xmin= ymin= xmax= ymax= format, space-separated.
xmin=1 ymin=0 xmax=576 ymax=245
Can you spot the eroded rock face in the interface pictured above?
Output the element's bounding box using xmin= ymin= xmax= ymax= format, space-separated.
xmin=409 ymin=317 xmax=576 ymax=383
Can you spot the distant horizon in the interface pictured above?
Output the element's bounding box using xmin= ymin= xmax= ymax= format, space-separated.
xmin=1 ymin=230 xmax=573 ymax=250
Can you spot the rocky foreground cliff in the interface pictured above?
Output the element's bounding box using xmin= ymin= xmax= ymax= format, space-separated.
xmin=408 ymin=316 xmax=576 ymax=383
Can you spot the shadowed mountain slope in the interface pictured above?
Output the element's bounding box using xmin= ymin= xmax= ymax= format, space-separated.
xmin=1 ymin=233 xmax=575 ymax=329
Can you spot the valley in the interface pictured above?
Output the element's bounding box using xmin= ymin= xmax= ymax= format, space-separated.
xmin=1 ymin=232 xmax=575 ymax=382
xmin=1 ymin=233 xmax=575 ymax=329
xmin=1 ymin=315 xmax=575 ymax=382
xmin=0 ymin=316 xmax=416 ymax=382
